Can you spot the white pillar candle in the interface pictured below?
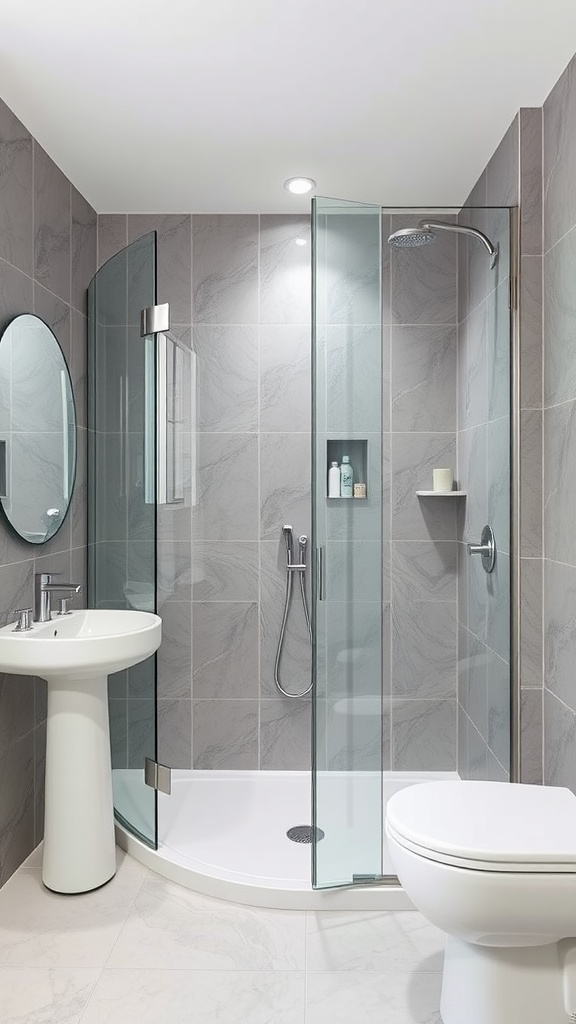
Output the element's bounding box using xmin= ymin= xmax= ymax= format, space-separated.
xmin=433 ymin=468 xmax=453 ymax=492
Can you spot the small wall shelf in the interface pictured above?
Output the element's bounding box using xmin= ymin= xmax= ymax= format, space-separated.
xmin=416 ymin=490 xmax=467 ymax=497
xmin=326 ymin=439 xmax=368 ymax=499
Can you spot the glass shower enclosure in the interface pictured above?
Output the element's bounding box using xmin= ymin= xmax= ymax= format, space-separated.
xmin=88 ymin=233 xmax=159 ymax=848
xmin=311 ymin=199 xmax=513 ymax=889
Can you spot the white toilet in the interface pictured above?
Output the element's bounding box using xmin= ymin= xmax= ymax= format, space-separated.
xmin=385 ymin=781 xmax=576 ymax=1024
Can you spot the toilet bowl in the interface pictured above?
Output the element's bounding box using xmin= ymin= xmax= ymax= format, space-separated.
xmin=385 ymin=781 xmax=576 ymax=1024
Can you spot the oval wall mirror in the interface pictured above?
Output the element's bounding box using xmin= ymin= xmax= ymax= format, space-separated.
xmin=0 ymin=314 xmax=76 ymax=544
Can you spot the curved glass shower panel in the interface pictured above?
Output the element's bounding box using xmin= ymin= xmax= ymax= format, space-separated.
xmin=88 ymin=232 xmax=158 ymax=849
xmin=312 ymin=197 xmax=385 ymax=889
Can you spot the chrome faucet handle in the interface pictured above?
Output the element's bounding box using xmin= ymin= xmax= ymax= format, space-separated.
xmin=13 ymin=608 xmax=33 ymax=632
xmin=56 ymin=596 xmax=74 ymax=616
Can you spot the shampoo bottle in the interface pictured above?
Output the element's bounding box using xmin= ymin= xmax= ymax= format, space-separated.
xmin=328 ymin=461 xmax=341 ymax=497
xmin=340 ymin=455 xmax=353 ymax=497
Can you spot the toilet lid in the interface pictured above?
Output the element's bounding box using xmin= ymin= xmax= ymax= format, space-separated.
xmin=386 ymin=781 xmax=576 ymax=871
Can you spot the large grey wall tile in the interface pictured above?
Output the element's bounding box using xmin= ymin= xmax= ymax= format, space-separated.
xmin=260 ymin=432 xmax=311 ymax=541
xmin=486 ymin=649 xmax=510 ymax=768
xmin=325 ymin=697 xmax=387 ymax=771
xmin=0 ymin=732 xmax=34 ymax=888
xmin=97 ymin=214 xmax=127 ymax=268
xmin=485 ymin=551 xmax=510 ymax=664
xmin=485 ymin=115 xmax=519 ymax=206
xmin=519 ymin=410 xmax=541 ymax=558
xmin=0 ymin=260 xmax=33 ymax=334
xmin=320 ymin=325 xmax=382 ymax=434
xmin=0 ymin=99 xmax=32 ymax=276
xmin=544 ymin=400 xmax=576 ymax=564
xmin=544 ymin=53 xmax=576 ymax=252
xmin=520 ymin=558 xmax=543 ymax=688
xmin=520 ymin=255 xmax=543 ymax=410
xmin=390 ymin=214 xmax=457 ymax=326
xmin=0 ymin=674 xmax=34 ymax=752
xmin=71 ymin=310 xmax=88 ymax=430
xmin=260 ymin=215 xmax=311 ymax=325
xmin=157 ymin=541 xmax=191 ymax=605
xmin=391 ymin=541 xmax=457 ymax=603
xmin=34 ymin=143 xmax=70 ymax=303
xmin=193 ymin=601 xmax=258 ymax=699
xmin=520 ymin=108 xmax=543 ymax=256
xmin=193 ymin=433 xmax=259 ymax=541
xmin=260 ymin=325 xmax=311 ymax=432
xmin=544 ymin=226 xmax=576 ymax=406
xmin=326 ymin=540 xmax=383 ymax=605
xmin=391 ymin=433 xmax=457 ymax=541
xmin=318 ymin=211 xmax=381 ymax=327
xmin=129 ymin=214 xmax=191 ymax=323
xmin=157 ymin=601 xmax=192 ymax=699
xmin=457 ymin=425 xmax=487 ymax=544
xmin=192 ymin=542 xmax=259 ymax=601
xmin=392 ymin=325 xmax=456 ymax=432
xmin=193 ymin=699 xmax=258 ymax=769
xmin=521 ymin=688 xmax=543 ymax=784
xmin=391 ymin=698 xmax=456 ymax=771
xmin=392 ymin=599 xmax=457 ymax=700
xmin=545 ymin=559 xmax=576 ymax=709
xmin=193 ymin=214 xmax=258 ymax=324
xmin=487 ymin=416 xmax=511 ymax=557
xmin=260 ymin=700 xmax=311 ymax=770
xmin=157 ymin=698 xmax=192 ymax=769
xmin=544 ymin=688 xmax=576 ymax=789
xmin=194 ymin=325 xmax=258 ymax=432
xmin=33 ymin=283 xmax=71 ymax=360
xmin=72 ymin=188 xmax=96 ymax=315
xmin=488 ymin=281 xmax=511 ymax=423
xmin=459 ymin=301 xmax=488 ymax=429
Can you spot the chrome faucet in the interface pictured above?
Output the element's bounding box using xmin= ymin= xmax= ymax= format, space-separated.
xmin=34 ymin=573 xmax=82 ymax=623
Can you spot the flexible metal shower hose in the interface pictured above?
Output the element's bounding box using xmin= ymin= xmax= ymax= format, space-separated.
xmin=274 ymin=531 xmax=313 ymax=698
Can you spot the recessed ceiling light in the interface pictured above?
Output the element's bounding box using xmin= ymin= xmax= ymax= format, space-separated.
xmin=284 ymin=176 xmax=316 ymax=195
xmin=295 ymin=237 xmax=308 ymax=246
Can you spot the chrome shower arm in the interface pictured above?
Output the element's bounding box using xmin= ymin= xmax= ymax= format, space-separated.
xmin=420 ymin=220 xmax=499 ymax=268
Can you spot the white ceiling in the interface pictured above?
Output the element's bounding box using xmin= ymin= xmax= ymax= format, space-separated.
xmin=1 ymin=0 xmax=576 ymax=213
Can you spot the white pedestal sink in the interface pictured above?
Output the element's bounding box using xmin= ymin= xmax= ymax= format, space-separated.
xmin=0 ymin=609 xmax=161 ymax=894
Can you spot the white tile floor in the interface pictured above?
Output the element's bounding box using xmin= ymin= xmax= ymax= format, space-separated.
xmin=0 ymin=847 xmax=445 ymax=1023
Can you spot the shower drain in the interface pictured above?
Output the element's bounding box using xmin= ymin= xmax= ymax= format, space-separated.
xmin=286 ymin=825 xmax=325 ymax=844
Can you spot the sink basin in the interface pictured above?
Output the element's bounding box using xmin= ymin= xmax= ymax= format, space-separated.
xmin=0 ymin=608 xmax=161 ymax=678
xmin=0 ymin=608 xmax=162 ymax=895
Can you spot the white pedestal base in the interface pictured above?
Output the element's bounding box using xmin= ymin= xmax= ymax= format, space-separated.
xmin=441 ymin=936 xmax=568 ymax=1024
xmin=42 ymin=674 xmax=116 ymax=894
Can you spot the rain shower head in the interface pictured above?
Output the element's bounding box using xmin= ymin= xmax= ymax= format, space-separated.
xmin=387 ymin=226 xmax=436 ymax=249
xmin=388 ymin=219 xmax=499 ymax=269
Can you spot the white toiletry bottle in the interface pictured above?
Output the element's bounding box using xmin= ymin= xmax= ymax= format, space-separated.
xmin=328 ymin=461 xmax=341 ymax=497
xmin=340 ymin=455 xmax=353 ymax=497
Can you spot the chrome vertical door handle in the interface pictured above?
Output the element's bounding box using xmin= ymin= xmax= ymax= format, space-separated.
xmin=467 ymin=524 xmax=496 ymax=574
xmin=316 ymin=547 xmax=325 ymax=600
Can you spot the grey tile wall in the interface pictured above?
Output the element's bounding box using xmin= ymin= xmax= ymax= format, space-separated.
xmin=544 ymin=53 xmax=576 ymax=791
xmin=0 ymin=98 xmax=95 ymax=885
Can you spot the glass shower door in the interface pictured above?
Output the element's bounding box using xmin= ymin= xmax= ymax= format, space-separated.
xmin=312 ymin=197 xmax=385 ymax=888
xmin=88 ymin=232 xmax=158 ymax=848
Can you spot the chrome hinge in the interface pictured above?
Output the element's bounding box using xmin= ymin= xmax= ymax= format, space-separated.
xmin=352 ymin=874 xmax=381 ymax=884
xmin=508 ymin=275 xmax=518 ymax=310
xmin=140 ymin=303 xmax=170 ymax=337
xmin=144 ymin=757 xmax=172 ymax=795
